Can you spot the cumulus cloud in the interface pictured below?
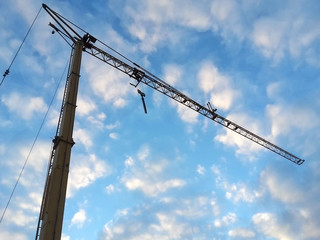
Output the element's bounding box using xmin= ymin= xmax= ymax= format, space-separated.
xmin=266 ymin=103 xmax=319 ymax=138
xmin=266 ymin=81 xmax=320 ymax=157
xmin=109 ymin=132 xmax=118 ymax=140
xmin=171 ymin=100 xmax=199 ymax=124
xmin=1 ymin=92 xmax=47 ymax=120
xmin=117 ymin=0 xmax=212 ymax=52
xmin=110 ymin=0 xmax=320 ymax=64
xmin=260 ymin=167 xmax=305 ymax=203
xmin=67 ymin=154 xmax=111 ymax=197
xmin=18 ymin=141 xmax=51 ymax=174
xmin=105 ymin=184 xmax=115 ymax=194
xmin=162 ymin=64 xmax=182 ymax=86
xmin=73 ymin=127 xmax=93 ymax=150
xmin=255 ymin=165 xmax=320 ymax=239
xmin=101 ymin=196 xmax=218 ymax=240
xmin=214 ymin=112 xmax=264 ymax=159
xmin=196 ymin=164 xmax=205 ymax=175
xmin=121 ymin=146 xmax=186 ymax=197
xmin=61 ymin=234 xmax=70 ymax=240
xmin=228 ymin=227 xmax=255 ymax=238
xmin=198 ymin=61 xmax=239 ymax=111
xmin=214 ymin=212 xmax=237 ymax=228
xmin=0 ymin=140 xmax=52 ymax=236
xmin=211 ymin=164 xmax=259 ymax=203
xmin=210 ymin=0 xmax=248 ymax=40
xmin=0 ymin=231 xmax=28 ymax=240
xmin=76 ymin=96 xmax=96 ymax=116
xmin=70 ymin=209 xmax=86 ymax=228
xmin=2 ymin=209 xmax=36 ymax=228
xmin=253 ymin=212 xmax=296 ymax=239
xmin=251 ymin=18 xmax=287 ymax=61
xmin=84 ymin=59 xmax=133 ymax=108
xmin=250 ymin=2 xmax=320 ymax=63
xmin=124 ymin=156 xmax=134 ymax=167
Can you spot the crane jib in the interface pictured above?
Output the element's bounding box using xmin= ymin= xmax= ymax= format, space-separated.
xmin=43 ymin=2 xmax=304 ymax=165
xmin=83 ymin=43 xmax=304 ymax=165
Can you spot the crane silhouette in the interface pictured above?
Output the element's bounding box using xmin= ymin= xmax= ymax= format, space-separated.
xmin=35 ymin=4 xmax=305 ymax=240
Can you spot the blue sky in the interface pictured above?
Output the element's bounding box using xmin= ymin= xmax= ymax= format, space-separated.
xmin=0 ymin=0 xmax=319 ymax=239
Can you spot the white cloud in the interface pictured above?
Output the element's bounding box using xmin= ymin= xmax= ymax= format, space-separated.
xmin=2 ymin=92 xmax=47 ymax=120
xmin=70 ymin=209 xmax=86 ymax=228
xmin=253 ymin=163 xmax=320 ymax=239
xmin=3 ymin=209 xmax=36 ymax=228
xmin=102 ymin=196 xmax=218 ymax=239
xmin=17 ymin=192 xmax=42 ymax=213
xmin=260 ymin=167 xmax=305 ymax=204
xmin=250 ymin=2 xmax=320 ymax=63
xmin=210 ymin=0 xmax=247 ymax=40
xmin=104 ymin=25 xmax=138 ymax=54
xmin=87 ymin=115 xmax=105 ymax=129
xmin=76 ymin=97 xmax=96 ymax=116
xmin=106 ymin=184 xmax=115 ymax=194
xmin=121 ymin=146 xmax=186 ymax=197
xmin=214 ymin=212 xmax=237 ymax=228
xmin=67 ymin=154 xmax=111 ymax=198
xmin=109 ymin=132 xmax=118 ymax=140
xmin=112 ymin=0 xmax=213 ymax=53
xmin=198 ymin=61 xmax=239 ymax=111
xmin=212 ymin=164 xmax=259 ymax=203
xmin=266 ymin=81 xmax=282 ymax=99
xmin=251 ymin=18 xmax=287 ymax=61
xmin=137 ymin=145 xmax=150 ymax=161
xmin=109 ymin=0 xmax=320 ymax=65
xmin=174 ymin=196 xmax=212 ymax=218
xmin=225 ymin=183 xmax=258 ymax=203
xmin=266 ymin=103 xmax=318 ymax=138
xmin=197 ymin=165 xmax=205 ymax=175
xmin=47 ymin=109 xmax=60 ymax=128
xmin=124 ymin=156 xmax=134 ymax=167
xmin=106 ymin=121 xmax=120 ymax=130
xmin=172 ymin=100 xmax=199 ymax=124
xmin=163 ymin=64 xmax=182 ymax=86
xmin=19 ymin=141 xmax=51 ymax=173
xmin=215 ymin=112 xmax=264 ymax=159
xmin=84 ymin=59 xmax=132 ymax=108
xmin=228 ymin=227 xmax=255 ymax=238
xmin=0 ymin=231 xmax=28 ymax=240
xmin=73 ymin=128 xmax=93 ymax=149
xmin=124 ymin=177 xmax=185 ymax=198
xmin=16 ymin=0 xmax=40 ymax=25
xmin=253 ymin=212 xmax=295 ymax=239
xmin=61 ymin=234 xmax=70 ymax=240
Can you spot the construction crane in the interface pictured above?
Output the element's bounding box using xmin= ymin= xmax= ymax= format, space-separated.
xmin=35 ymin=4 xmax=305 ymax=240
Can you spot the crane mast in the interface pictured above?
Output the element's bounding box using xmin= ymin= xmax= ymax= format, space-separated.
xmin=35 ymin=40 xmax=84 ymax=240
xmin=37 ymin=3 xmax=305 ymax=240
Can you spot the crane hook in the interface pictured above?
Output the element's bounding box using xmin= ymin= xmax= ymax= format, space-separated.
xmin=137 ymin=89 xmax=147 ymax=114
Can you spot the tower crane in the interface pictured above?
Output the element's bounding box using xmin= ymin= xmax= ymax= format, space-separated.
xmin=35 ymin=4 xmax=305 ymax=240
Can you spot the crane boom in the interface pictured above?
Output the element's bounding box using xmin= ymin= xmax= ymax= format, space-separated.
xmin=84 ymin=45 xmax=304 ymax=165
xmin=41 ymin=3 xmax=304 ymax=165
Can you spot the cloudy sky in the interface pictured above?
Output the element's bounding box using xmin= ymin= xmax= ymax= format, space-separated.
xmin=0 ymin=0 xmax=319 ymax=239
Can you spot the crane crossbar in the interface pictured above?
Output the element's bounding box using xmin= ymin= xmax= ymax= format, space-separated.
xmin=84 ymin=44 xmax=304 ymax=165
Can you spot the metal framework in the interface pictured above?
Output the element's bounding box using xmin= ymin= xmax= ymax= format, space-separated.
xmin=84 ymin=45 xmax=304 ymax=165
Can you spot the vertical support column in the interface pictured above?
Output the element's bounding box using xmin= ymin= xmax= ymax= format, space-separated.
xmin=38 ymin=40 xmax=83 ymax=240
